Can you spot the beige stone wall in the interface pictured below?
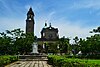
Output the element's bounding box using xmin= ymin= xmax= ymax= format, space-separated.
xmin=43 ymin=31 xmax=58 ymax=39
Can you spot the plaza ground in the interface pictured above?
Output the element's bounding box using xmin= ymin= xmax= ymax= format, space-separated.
xmin=5 ymin=60 xmax=52 ymax=67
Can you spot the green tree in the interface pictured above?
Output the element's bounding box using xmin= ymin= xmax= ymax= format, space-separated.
xmin=79 ymin=26 xmax=100 ymax=55
xmin=59 ymin=36 xmax=70 ymax=54
xmin=0 ymin=32 xmax=12 ymax=55
xmin=72 ymin=36 xmax=80 ymax=54
xmin=0 ymin=28 xmax=35 ymax=55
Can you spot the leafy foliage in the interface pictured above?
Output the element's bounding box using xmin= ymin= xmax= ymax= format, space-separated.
xmin=58 ymin=36 xmax=70 ymax=54
xmin=0 ymin=28 xmax=34 ymax=55
xmin=90 ymin=26 xmax=100 ymax=33
xmin=0 ymin=55 xmax=18 ymax=66
xmin=72 ymin=34 xmax=100 ymax=56
xmin=80 ymin=34 xmax=100 ymax=55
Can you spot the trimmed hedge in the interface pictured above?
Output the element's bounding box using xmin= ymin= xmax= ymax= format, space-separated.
xmin=0 ymin=55 xmax=18 ymax=67
xmin=47 ymin=55 xmax=100 ymax=67
xmin=67 ymin=55 xmax=100 ymax=59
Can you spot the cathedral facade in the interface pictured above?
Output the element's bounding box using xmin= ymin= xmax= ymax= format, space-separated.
xmin=26 ymin=8 xmax=59 ymax=53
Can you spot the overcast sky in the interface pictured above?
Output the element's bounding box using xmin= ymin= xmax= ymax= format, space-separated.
xmin=0 ymin=0 xmax=100 ymax=42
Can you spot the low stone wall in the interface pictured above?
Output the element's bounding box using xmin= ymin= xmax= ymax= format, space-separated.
xmin=18 ymin=55 xmax=48 ymax=61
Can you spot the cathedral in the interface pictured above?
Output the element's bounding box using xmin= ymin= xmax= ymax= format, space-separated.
xmin=26 ymin=8 xmax=59 ymax=53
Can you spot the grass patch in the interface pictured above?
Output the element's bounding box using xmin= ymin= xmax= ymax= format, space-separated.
xmin=48 ymin=55 xmax=100 ymax=67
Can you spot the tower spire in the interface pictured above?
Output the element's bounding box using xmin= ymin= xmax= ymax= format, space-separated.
xmin=26 ymin=7 xmax=35 ymax=34
xmin=27 ymin=7 xmax=34 ymax=16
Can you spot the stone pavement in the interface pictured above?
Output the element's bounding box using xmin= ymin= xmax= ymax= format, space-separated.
xmin=5 ymin=60 xmax=52 ymax=67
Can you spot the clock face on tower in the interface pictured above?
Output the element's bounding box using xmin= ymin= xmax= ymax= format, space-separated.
xmin=31 ymin=15 xmax=33 ymax=18
xmin=28 ymin=15 xmax=33 ymax=19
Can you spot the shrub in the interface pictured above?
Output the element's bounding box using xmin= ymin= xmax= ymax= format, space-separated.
xmin=0 ymin=55 xmax=18 ymax=66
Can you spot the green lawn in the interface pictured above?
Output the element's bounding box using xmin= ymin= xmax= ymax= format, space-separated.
xmin=48 ymin=55 xmax=100 ymax=67
xmin=84 ymin=59 xmax=100 ymax=64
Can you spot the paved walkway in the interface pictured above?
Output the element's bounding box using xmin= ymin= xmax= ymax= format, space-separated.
xmin=5 ymin=60 xmax=52 ymax=67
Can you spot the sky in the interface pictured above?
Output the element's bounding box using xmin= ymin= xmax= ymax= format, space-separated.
xmin=0 ymin=0 xmax=100 ymax=42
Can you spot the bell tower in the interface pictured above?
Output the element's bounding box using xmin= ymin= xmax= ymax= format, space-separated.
xmin=26 ymin=7 xmax=35 ymax=34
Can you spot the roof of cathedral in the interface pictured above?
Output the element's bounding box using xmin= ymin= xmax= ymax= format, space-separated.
xmin=27 ymin=7 xmax=34 ymax=16
xmin=41 ymin=23 xmax=58 ymax=33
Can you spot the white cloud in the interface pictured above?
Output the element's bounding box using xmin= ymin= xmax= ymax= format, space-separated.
xmin=0 ymin=18 xmax=25 ymax=32
xmin=60 ymin=21 xmax=96 ymax=44
xmin=45 ymin=11 xmax=56 ymax=23
xmin=54 ymin=20 xmax=92 ymax=38
xmin=70 ymin=0 xmax=100 ymax=10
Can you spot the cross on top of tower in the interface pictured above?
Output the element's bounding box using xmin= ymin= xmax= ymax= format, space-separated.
xmin=49 ymin=23 xmax=51 ymax=27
